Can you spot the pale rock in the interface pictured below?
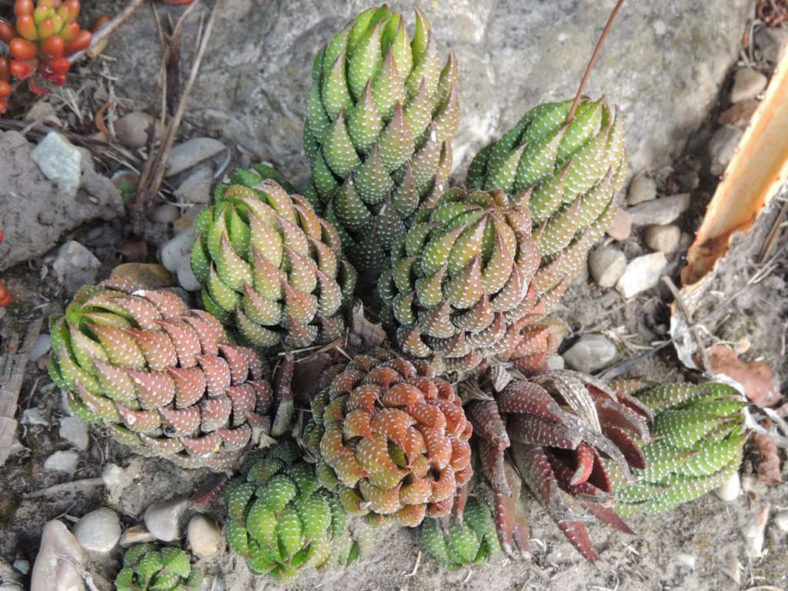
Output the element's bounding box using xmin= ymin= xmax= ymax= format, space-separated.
xmin=21 ymin=408 xmax=48 ymax=426
xmin=44 ymin=451 xmax=79 ymax=474
xmin=616 ymin=253 xmax=667 ymax=298
xmin=626 ymin=194 xmax=691 ymax=226
xmin=72 ymin=508 xmax=121 ymax=553
xmin=546 ymin=354 xmax=565 ymax=371
xmin=148 ymin=203 xmax=180 ymax=225
xmin=30 ymin=520 xmax=85 ymax=591
xmin=52 ymin=241 xmax=101 ymax=295
xmin=709 ymin=125 xmax=744 ymax=176
xmin=115 ymin=111 xmax=157 ymax=149
xmin=144 ymin=497 xmax=190 ymax=542
xmin=120 ymin=524 xmax=156 ymax=547
xmin=755 ymin=26 xmax=788 ymax=63
xmin=606 ymin=209 xmax=632 ymax=241
xmin=174 ymin=165 xmax=213 ymax=204
xmin=715 ymin=471 xmax=741 ymax=502
xmin=30 ymin=132 xmax=81 ymax=198
xmin=774 ymin=510 xmax=788 ymax=533
xmin=30 ymin=333 xmax=52 ymax=362
xmin=59 ymin=417 xmax=90 ymax=451
xmin=627 ymin=172 xmax=657 ymax=205
xmin=160 ymin=230 xmax=196 ymax=273
xmin=12 ymin=560 xmax=29 ymax=575
xmin=676 ymin=553 xmax=696 ymax=570
xmin=588 ymin=246 xmax=627 ymax=288
xmin=730 ymin=67 xmax=767 ymax=103
xmin=177 ymin=261 xmax=201 ymax=292
xmin=166 ymin=138 xmax=226 ymax=177
xmin=187 ymin=515 xmax=221 ymax=557
xmin=644 ymin=224 xmax=681 ymax=253
xmin=562 ymin=335 xmax=617 ymax=374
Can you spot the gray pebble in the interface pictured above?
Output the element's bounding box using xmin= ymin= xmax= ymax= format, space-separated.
xmin=160 ymin=230 xmax=196 ymax=274
xmin=115 ymin=111 xmax=157 ymax=149
xmin=187 ymin=515 xmax=221 ymax=557
xmin=59 ymin=416 xmax=90 ymax=451
xmin=616 ymin=253 xmax=667 ymax=299
xmin=709 ymin=126 xmax=744 ymax=176
xmin=562 ymin=334 xmax=617 ymax=373
xmin=52 ymin=241 xmax=101 ymax=295
xmin=166 ymin=138 xmax=226 ymax=178
xmin=43 ymin=450 xmax=79 ymax=474
xmin=144 ymin=497 xmax=190 ymax=542
xmin=148 ymin=203 xmax=180 ymax=225
xmin=627 ymin=171 xmax=657 ymax=205
xmin=72 ymin=507 xmax=121 ymax=553
xmin=730 ymin=67 xmax=767 ymax=103
xmin=627 ymin=194 xmax=690 ymax=226
xmin=174 ymin=164 xmax=214 ymax=204
xmin=30 ymin=132 xmax=82 ymax=198
xmin=30 ymin=521 xmax=85 ymax=591
xmin=30 ymin=334 xmax=52 ymax=362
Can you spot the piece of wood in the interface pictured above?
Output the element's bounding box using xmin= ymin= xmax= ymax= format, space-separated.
xmin=0 ymin=314 xmax=44 ymax=466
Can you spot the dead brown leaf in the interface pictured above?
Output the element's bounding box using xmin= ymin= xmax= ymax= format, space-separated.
xmin=752 ymin=424 xmax=782 ymax=485
xmin=705 ymin=344 xmax=781 ymax=407
xmin=351 ymin=302 xmax=386 ymax=349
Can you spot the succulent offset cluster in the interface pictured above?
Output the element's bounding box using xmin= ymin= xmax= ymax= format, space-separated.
xmin=304 ymin=4 xmax=459 ymax=276
xmin=224 ymin=441 xmax=376 ymax=582
xmin=614 ymin=382 xmax=747 ymax=515
xmin=466 ymin=370 xmax=652 ymax=560
xmin=420 ymin=493 xmax=502 ymax=570
xmin=191 ymin=177 xmax=357 ymax=349
xmin=304 ymin=354 xmax=473 ymax=526
xmin=379 ymin=188 xmax=553 ymax=375
xmin=0 ymin=0 xmax=92 ymax=90
xmin=47 ymin=283 xmax=273 ymax=469
xmin=467 ymin=98 xmax=625 ymax=258
xmin=115 ymin=543 xmax=201 ymax=591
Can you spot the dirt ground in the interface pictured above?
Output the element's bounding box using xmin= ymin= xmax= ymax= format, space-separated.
xmin=0 ymin=1 xmax=786 ymax=590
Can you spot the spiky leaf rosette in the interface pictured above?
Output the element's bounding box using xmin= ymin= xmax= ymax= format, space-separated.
xmin=613 ymin=382 xmax=747 ymax=515
xmin=466 ymin=370 xmax=651 ymax=561
xmin=467 ymin=97 xmax=625 ymax=286
xmin=421 ymin=494 xmax=502 ymax=570
xmin=47 ymin=283 xmax=273 ymax=470
xmin=304 ymin=4 xmax=460 ymax=276
xmin=190 ymin=178 xmax=357 ymax=350
xmin=303 ymin=354 xmax=473 ymax=527
xmin=379 ymin=188 xmax=560 ymax=376
xmin=224 ymin=441 xmax=375 ymax=582
xmin=115 ymin=543 xmax=201 ymax=591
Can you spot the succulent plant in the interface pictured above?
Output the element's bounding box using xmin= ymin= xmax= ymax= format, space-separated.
xmin=0 ymin=0 xmax=92 ymax=90
xmin=304 ymin=4 xmax=459 ymax=277
xmin=190 ymin=177 xmax=357 ymax=350
xmin=420 ymin=494 xmax=501 ymax=570
xmin=379 ymin=188 xmax=569 ymax=376
xmin=465 ymin=370 xmax=650 ymax=560
xmin=115 ymin=543 xmax=201 ymax=591
xmin=47 ymin=283 xmax=274 ymax=469
xmin=304 ymin=354 xmax=473 ymax=527
xmin=614 ymin=382 xmax=747 ymax=515
xmin=224 ymin=441 xmax=376 ymax=582
xmin=0 ymin=57 xmax=10 ymax=114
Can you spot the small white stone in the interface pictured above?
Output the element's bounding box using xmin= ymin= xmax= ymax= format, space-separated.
xmin=709 ymin=126 xmax=744 ymax=176
xmin=52 ymin=241 xmax=101 ymax=295
xmin=643 ymin=224 xmax=681 ymax=253
xmin=616 ymin=253 xmax=667 ymax=299
xmin=44 ymin=450 xmax=79 ymax=474
xmin=562 ymin=334 xmax=617 ymax=374
xmin=626 ymin=194 xmax=691 ymax=226
xmin=30 ymin=132 xmax=82 ymax=198
xmin=59 ymin=416 xmax=90 ymax=451
xmin=588 ymin=246 xmax=627 ymax=288
xmin=72 ymin=508 xmax=121 ymax=553
xmin=30 ymin=334 xmax=52 ymax=362
xmin=160 ymin=230 xmax=196 ymax=273
xmin=120 ymin=524 xmax=156 ymax=547
xmin=21 ymin=408 xmax=48 ymax=426
xmin=187 ymin=515 xmax=221 ymax=557
xmin=715 ymin=471 xmax=741 ymax=502
xmin=166 ymin=138 xmax=226 ymax=177
xmin=627 ymin=171 xmax=657 ymax=205
xmin=730 ymin=67 xmax=768 ymax=103
xmin=676 ymin=553 xmax=696 ymax=570
xmin=546 ymin=354 xmax=565 ymax=371
xmin=12 ymin=560 xmax=30 ymax=575
xmin=144 ymin=497 xmax=190 ymax=542
xmin=774 ymin=510 xmax=788 ymax=533
xmin=30 ymin=520 xmax=85 ymax=591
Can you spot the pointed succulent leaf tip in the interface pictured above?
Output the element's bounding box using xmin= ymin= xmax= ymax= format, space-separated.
xmin=466 ymin=97 xmax=626 ymax=288
xmin=115 ymin=542 xmax=201 ymax=591
xmin=613 ymin=382 xmax=747 ymax=516
xmin=469 ymin=369 xmax=649 ymax=561
xmin=224 ymin=441 xmax=378 ymax=581
xmin=48 ymin=282 xmax=273 ymax=470
xmin=191 ymin=177 xmax=356 ymax=350
xmin=380 ymin=187 xmax=558 ymax=377
xmin=306 ymin=353 xmax=472 ymax=527
xmin=304 ymin=5 xmax=460 ymax=279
